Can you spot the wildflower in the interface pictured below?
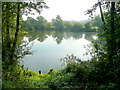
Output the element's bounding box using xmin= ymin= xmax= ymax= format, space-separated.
xmin=7 ymin=73 xmax=10 ymax=76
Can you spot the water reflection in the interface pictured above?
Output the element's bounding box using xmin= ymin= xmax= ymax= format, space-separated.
xmin=23 ymin=31 xmax=96 ymax=74
xmin=27 ymin=31 xmax=96 ymax=44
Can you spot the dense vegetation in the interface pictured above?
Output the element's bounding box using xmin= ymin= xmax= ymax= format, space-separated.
xmin=2 ymin=1 xmax=120 ymax=89
xmin=22 ymin=15 xmax=102 ymax=32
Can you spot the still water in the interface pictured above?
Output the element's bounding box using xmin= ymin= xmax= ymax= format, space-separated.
xmin=22 ymin=31 xmax=96 ymax=73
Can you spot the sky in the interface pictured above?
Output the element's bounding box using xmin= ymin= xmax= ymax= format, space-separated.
xmin=23 ymin=0 xmax=99 ymax=22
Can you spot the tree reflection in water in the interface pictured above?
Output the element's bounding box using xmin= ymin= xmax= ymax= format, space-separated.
xmin=27 ymin=30 xmax=97 ymax=44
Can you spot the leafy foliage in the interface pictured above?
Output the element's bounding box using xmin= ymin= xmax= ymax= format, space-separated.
xmin=22 ymin=15 xmax=99 ymax=32
xmin=2 ymin=1 xmax=120 ymax=89
xmin=2 ymin=1 xmax=48 ymax=88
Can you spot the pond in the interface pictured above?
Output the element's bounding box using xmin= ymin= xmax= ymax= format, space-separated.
xmin=22 ymin=31 xmax=97 ymax=74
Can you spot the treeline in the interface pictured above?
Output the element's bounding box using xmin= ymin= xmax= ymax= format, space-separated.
xmin=2 ymin=1 xmax=120 ymax=89
xmin=22 ymin=15 xmax=102 ymax=32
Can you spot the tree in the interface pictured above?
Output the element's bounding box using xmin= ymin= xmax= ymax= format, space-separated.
xmin=90 ymin=15 xmax=102 ymax=28
xmin=2 ymin=1 xmax=48 ymax=71
xmin=63 ymin=21 xmax=72 ymax=30
xmin=72 ymin=22 xmax=83 ymax=32
xmin=36 ymin=16 xmax=48 ymax=30
xmin=84 ymin=22 xmax=90 ymax=29
xmin=23 ymin=17 xmax=37 ymax=30
xmin=52 ymin=15 xmax=64 ymax=31
xmin=86 ymin=1 xmax=120 ymax=88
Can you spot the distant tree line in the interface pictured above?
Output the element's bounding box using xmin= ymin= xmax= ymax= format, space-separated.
xmin=22 ymin=15 xmax=102 ymax=32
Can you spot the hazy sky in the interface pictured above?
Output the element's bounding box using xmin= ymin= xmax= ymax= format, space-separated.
xmin=23 ymin=0 xmax=99 ymax=21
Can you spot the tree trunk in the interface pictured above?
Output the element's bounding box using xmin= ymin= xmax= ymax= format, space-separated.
xmin=10 ymin=2 xmax=20 ymax=62
xmin=109 ymin=2 xmax=115 ymax=62
xmin=98 ymin=0 xmax=106 ymax=30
